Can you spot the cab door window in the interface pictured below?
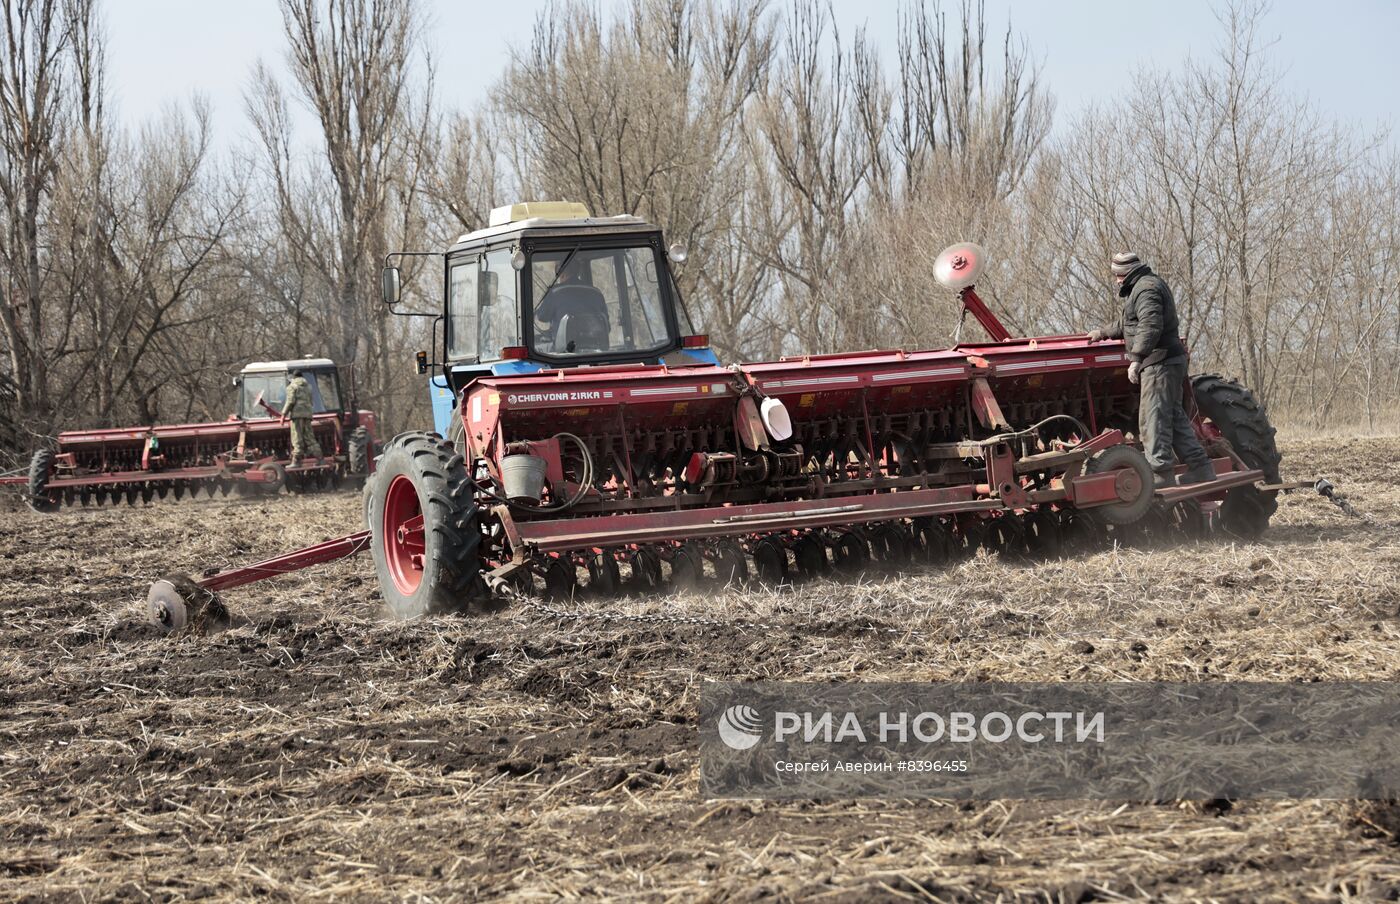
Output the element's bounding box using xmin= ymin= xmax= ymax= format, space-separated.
xmin=448 ymin=259 xmax=479 ymax=360
xmin=239 ymin=374 xmax=286 ymax=418
xmin=477 ymin=249 xmax=520 ymax=359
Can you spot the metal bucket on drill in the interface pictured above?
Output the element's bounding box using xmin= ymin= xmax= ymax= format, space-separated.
xmin=501 ymin=453 xmax=548 ymax=503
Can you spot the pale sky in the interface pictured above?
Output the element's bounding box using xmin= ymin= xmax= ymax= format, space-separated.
xmin=106 ymin=0 xmax=1399 ymax=150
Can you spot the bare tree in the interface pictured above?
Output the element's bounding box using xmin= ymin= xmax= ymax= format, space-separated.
xmin=247 ymin=0 xmax=429 ymax=429
xmin=0 ymin=0 xmax=78 ymax=430
xmin=1039 ymin=0 xmax=1394 ymax=425
xmin=745 ymin=0 xmax=886 ymax=353
xmin=495 ymin=0 xmax=777 ymax=359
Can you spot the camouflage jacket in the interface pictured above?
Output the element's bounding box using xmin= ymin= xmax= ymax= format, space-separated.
xmin=283 ymin=376 xmax=314 ymax=419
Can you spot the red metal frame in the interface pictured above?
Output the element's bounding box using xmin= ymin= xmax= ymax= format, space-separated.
xmin=960 ymin=287 xmax=1012 ymax=342
xmin=198 ymin=531 xmax=371 ymax=592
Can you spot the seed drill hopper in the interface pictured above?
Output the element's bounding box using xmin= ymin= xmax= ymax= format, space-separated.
xmin=145 ymin=203 xmax=1288 ymax=631
xmin=11 ymin=359 xmax=377 ymax=511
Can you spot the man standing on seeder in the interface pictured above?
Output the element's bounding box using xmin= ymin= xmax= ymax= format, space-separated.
xmin=280 ymin=368 xmax=323 ymax=466
xmin=1089 ymin=252 xmax=1216 ymax=489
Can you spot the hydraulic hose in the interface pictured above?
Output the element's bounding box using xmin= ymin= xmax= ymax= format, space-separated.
xmin=979 ymin=414 xmax=1094 ymax=448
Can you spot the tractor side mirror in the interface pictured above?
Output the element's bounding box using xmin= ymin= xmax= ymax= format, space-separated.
xmin=381 ymin=267 xmax=402 ymax=306
xmin=415 ymin=350 xmax=429 ymax=374
xmin=668 ymin=243 xmax=688 ymax=264
xmin=478 ymin=270 xmax=499 ymax=308
xmin=232 ymin=375 xmax=242 ymax=388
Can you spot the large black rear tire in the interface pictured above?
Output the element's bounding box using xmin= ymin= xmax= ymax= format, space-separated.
xmin=27 ymin=449 xmax=59 ymax=513
xmin=347 ymin=425 xmax=373 ymax=476
xmin=1190 ymin=373 xmax=1282 ymax=539
xmin=367 ymin=432 xmax=485 ymax=619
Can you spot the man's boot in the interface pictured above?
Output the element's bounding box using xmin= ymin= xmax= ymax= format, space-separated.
xmin=1153 ymin=471 xmax=1177 ymax=490
xmin=1179 ymin=461 xmax=1217 ymax=486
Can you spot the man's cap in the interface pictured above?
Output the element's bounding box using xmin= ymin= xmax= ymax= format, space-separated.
xmin=1111 ymin=252 xmax=1143 ymax=277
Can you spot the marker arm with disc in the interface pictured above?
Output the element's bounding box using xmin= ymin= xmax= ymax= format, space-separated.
xmin=933 ymin=243 xmax=1012 ymax=342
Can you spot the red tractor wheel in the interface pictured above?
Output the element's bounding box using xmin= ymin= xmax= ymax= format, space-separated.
xmin=367 ymin=432 xmax=484 ymax=619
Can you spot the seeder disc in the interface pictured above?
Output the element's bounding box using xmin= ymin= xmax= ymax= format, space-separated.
xmin=793 ymin=535 xmax=829 ymax=578
xmin=587 ymin=551 xmax=622 ymax=596
xmin=753 ymin=535 xmax=790 ymax=585
xmin=543 ymin=558 xmax=578 ymax=601
xmin=629 ymin=547 xmax=663 ymax=591
xmin=669 ymin=543 xmax=704 ymax=591
xmin=714 ymin=541 xmax=750 ymax=586
xmin=831 ymin=531 xmax=869 ymax=575
xmin=933 ymin=242 xmax=988 ymax=290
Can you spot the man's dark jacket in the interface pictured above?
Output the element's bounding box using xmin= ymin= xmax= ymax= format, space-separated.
xmin=1101 ymin=266 xmax=1188 ymax=362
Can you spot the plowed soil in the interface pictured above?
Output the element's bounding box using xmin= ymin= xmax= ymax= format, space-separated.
xmin=3 ymin=436 xmax=1400 ymax=902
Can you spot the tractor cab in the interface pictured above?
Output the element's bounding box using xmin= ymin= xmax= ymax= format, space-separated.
xmin=382 ymin=202 xmax=719 ymax=435
xmin=235 ymin=358 xmax=345 ymax=420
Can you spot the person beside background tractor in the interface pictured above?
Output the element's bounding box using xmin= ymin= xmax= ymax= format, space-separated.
xmin=1088 ymin=252 xmax=1216 ymax=489
xmin=281 ymin=369 xmax=323 ymax=465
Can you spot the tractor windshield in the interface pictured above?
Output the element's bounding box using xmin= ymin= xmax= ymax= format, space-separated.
xmin=239 ymin=373 xmax=287 ymax=419
xmin=238 ymin=369 xmax=340 ymax=418
xmin=529 ymin=245 xmax=676 ymax=359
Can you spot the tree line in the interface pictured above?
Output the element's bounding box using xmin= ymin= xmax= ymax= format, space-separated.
xmin=1 ymin=0 xmax=1395 ymax=467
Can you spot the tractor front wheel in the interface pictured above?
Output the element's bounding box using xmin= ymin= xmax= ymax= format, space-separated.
xmin=347 ymin=425 xmax=373 ymax=477
xmin=27 ymin=449 xmax=59 ymax=513
xmin=367 ymin=432 xmax=485 ymax=619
